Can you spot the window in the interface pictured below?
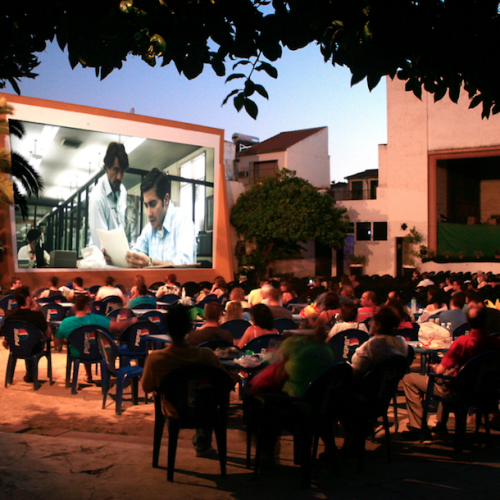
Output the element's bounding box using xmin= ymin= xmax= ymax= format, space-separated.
xmin=370 ymin=180 xmax=378 ymax=200
xmin=356 ymin=222 xmax=371 ymax=241
xmin=373 ymin=222 xmax=388 ymax=241
xmin=351 ymin=181 xmax=363 ymax=200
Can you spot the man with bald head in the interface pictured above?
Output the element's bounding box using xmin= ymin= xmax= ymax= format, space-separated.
xmin=357 ymin=291 xmax=380 ymax=323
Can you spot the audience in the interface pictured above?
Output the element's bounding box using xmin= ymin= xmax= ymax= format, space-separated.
xmin=238 ymin=304 xmax=279 ymax=349
xmin=356 ymin=291 xmax=380 ymax=323
xmin=327 ymin=304 xmax=369 ymax=340
xmin=156 ymin=273 xmax=181 ymax=298
xmin=126 ymin=283 xmax=156 ymax=309
xmin=185 ymin=302 xmax=234 ymax=346
xmin=95 ymin=276 xmax=126 ymax=302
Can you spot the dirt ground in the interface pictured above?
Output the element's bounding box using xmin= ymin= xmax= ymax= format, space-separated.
xmin=0 ymin=345 xmax=244 ymax=438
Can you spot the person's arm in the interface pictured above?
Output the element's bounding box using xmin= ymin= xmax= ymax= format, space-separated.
xmin=126 ymin=250 xmax=174 ymax=268
xmin=88 ymin=191 xmax=107 ymax=249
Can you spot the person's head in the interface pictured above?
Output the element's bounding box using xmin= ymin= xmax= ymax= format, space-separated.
xmin=341 ymin=285 xmax=355 ymax=299
xmin=340 ymin=304 xmax=358 ymax=323
xmin=141 ymin=168 xmax=171 ymax=231
xmin=477 ymin=272 xmax=486 ymax=283
xmin=360 ymin=291 xmax=376 ymax=308
xmin=267 ymin=287 xmax=281 ymax=304
xmin=225 ymin=301 xmax=243 ymax=321
xmin=452 ymin=279 xmax=463 ymax=292
xmin=134 ymin=274 xmax=145 ymax=287
xmin=166 ymin=304 xmax=192 ymax=342
xmin=260 ymin=283 xmax=274 ymax=300
xmin=467 ymin=304 xmax=488 ymax=329
xmin=49 ymin=276 xmax=59 ymax=287
xmin=74 ymin=294 xmax=90 ymax=312
xmin=14 ymin=286 xmax=31 ymax=308
xmin=251 ymin=303 xmax=274 ymax=330
xmin=74 ymin=277 xmax=83 ymax=288
xmin=229 ymin=287 xmax=245 ymax=302
xmin=349 ymin=274 xmax=358 ymax=283
xmin=214 ymin=276 xmax=227 ymax=291
xmin=26 ymin=229 xmax=41 ymax=251
xmin=386 ymin=298 xmax=407 ymax=322
xmin=450 ymin=292 xmax=465 ymax=310
xmin=372 ymin=306 xmax=400 ymax=336
xmin=105 ymin=276 xmax=115 ymax=287
xmin=11 ymin=277 xmax=22 ymax=289
xmin=280 ymin=281 xmax=292 ymax=293
xmin=166 ymin=273 xmax=177 ymax=285
xmin=204 ymin=302 xmax=223 ymax=323
xmin=137 ymin=283 xmax=148 ymax=296
xmin=103 ymin=142 xmax=129 ymax=192
xmin=427 ymin=286 xmax=443 ymax=307
xmin=387 ymin=290 xmax=400 ymax=302
xmin=323 ymin=292 xmax=340 ymax=310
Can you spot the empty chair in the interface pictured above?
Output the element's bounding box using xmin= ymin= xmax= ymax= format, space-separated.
xmin=157 ymin=295 xmax=179 ymax=306
xmin=3 ymin=320 xmax=52 ymax=390
xmin=243 ymin=333 xmax=283 ymax=353
xmin=37 ymin=293 xmax=67 ymax=304
xmin=39 ymin=303 xmax=68 ymax=335
xmin=328 ymin=329 xmax=370 ymax=363
xmin=197 ymin=339 xmax=233 ymax=350
xmin=0 ymin=294 xmax=17 ymax=313
xmin=101 ymin=295 xmax=124 ymax=315
xmin=273 ymin=317 xmax=297 ymax=334
xmin=106 ymin=308 xmax=135 ymax=322
xmin=87 ymin=285 xmax=101 ymax=297
xmin=152 ymin=365 xmax=234 ymax=481
xmin=220 ymin=319 xmax=251 ymax=341
xmin=118 ymin=320 xmax=160 ymax=366
xmin=96 ymin=330 xmax=143 ymax=415
xmin=89 ymin=300 xmax=105 ymax=315
xmin=139 ymin=310 xmax=167 ymax=334
xmin=196 ymin=294 xmax=219 ymax=310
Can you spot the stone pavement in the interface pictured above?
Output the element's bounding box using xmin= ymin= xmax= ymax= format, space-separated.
xmin=1 ymin=347 xmax=500 ymax=499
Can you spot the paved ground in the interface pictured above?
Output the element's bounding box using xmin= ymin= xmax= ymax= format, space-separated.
xmin=1 ymin=346 xmax=500 ymax=499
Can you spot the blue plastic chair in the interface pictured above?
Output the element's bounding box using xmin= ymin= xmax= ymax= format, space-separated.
xmin=453 ymin=323 xmax=471 ymax=339
xmin=328 ymin=329 xmax=370 ymax=363
xmin=90 ymin=300 xmax=105 ymax=315
xmin=3 ymin=320 xmax=52 ymax=390
xmin=197 ymin=339 xmax=233 ymax=350
xmin=273 ymin=317 xmax=297 ymax=334
xmin=66 ymin=325 xmax=110 ymax=394
xmin=0 ymin=294 xmax=17 ymax=313
xmin=102 ymin=295 xmax=124 ymax=315
xmin=153 ymin=365 xmax=234 ymax=481
xmin=39 ymin=303 xmax=68 ymax=335
xmin=243 ymin=333 xmax=283 ymax=353
xmin=139 ymin=310 xmax=167 ymax=334
xmin=220 ymin=319 xmax=251 ymax=341
xmin=37 ymin=293 xmax=67 ymax=305
xmin=96 ymin=330 xmax=143 ymax=415
xmin=196 ymin=294 xmax=219 ymax=310
xmin=118 ymin=321 xmax=160 ymax=366
xmin=157 ymin=295 xmax=180 ymax=306
xmin=88 ymin=285 xmax=101 ymax=297
xmin=106 ymin=308 xmax=135 ymax=321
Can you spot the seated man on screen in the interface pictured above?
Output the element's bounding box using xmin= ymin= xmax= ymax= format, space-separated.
xmin=18 ymin=229 xmax=50 ymax=268
xmin=88 ymin=142 xmax=129 ymax=249
xmin=126 ymin=168 xmax=196 ymax=268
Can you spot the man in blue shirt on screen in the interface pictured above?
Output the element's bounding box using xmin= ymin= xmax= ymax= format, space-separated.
xmin=126 ymin=168 xmax=196 ymax=267
xmin=88 ymin=142 xmax=129 ymax=249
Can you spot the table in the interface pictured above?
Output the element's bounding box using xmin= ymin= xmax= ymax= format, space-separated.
xmin=144 ymin=333 xmax=172 ymax=350
xmin=407 ymin=341 xmax=448 ymax=375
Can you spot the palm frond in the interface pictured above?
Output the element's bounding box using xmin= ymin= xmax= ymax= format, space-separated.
xmin=13 ymin=183 xmax=29 ymax=219
xmin=8 ymin=119 xmax=25 ymax=140
xmin=11 ymin=151 xmax=44 ymax=197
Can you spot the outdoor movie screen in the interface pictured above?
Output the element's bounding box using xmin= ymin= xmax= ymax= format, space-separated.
xmin=9 ymin=118 xmax=214 ymax=270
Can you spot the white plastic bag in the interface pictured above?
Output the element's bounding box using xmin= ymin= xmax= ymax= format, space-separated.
xmin=78 ymin=245 xmax=108 ymax=269
xmin=418 ymin=322 xmax=452 ymax=349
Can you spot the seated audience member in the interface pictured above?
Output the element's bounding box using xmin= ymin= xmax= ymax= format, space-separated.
xmin=126 ymin=283 xmax=157 ymax=309
xmin=280 ymin=281 xmax=297 ymax=306
xmin=316 ymin=281 xmax=341 ymax=309
xmin=56 ymin=295 xmax=136 ymax=383
xmin=185 ymin=302 xmax=234 ymax=346
xmin=418 ymin=286 xmax=448 ymax=323
xmin=225 ymin=287 xmax=249 ymax=310
xmin=339 ymin=285 xmax=358 ymax=306
xmin=9 ymin=277 xmax=23 ymax=292
xmin=238 ymin=304 xmax=279 ymax=349
xmin=402 ymin=305 xmax=500 ymax=439
xmin=95 ymin=276 xmax=126 ymax=302
xmin=356 ymin=291 xmax=380 ymax=323
xmin=452 ymin=279 xmax=464 ymax=294
xmin=156 ymin=273 xmax=181 ymax=298
xmin=247 ymin=281 xmax=269 ymax=307
xmin=385 ymin=290 xmax=415 ymax=322
xmin=142 ymin=304 xmax=228 ymax=457
xmin=417 ymin=272 xmax=435 ymax=288
xmin=210 ymin=276 xmax=228 ymax=299
xmin=351 ymin=306 xmax=408 ymax=379
xmin=442 ymin=277 xmax=453 ymax=293
xmin=3 ymin=287 xmax=50 ymax=383
xmin=386 ymin=298 xmax=413 ymax=329
xmin=310 ymin=292 xmax=341 ymax=329
xmin=222 ymin=301 xmax=244 ymax=323
xmin=476 ymin=271 xmax=490 ymax=289
xmin=39 ymin=276 xmax=62 ymax=299
xmin=327 ymin=304 xmax=369 ymax=340
xmin=306 ymin=277 xmax=326 ymax=302
xmin=66 ymin=277 xmax=89 ymax=302
xmin=438 ymin=292 xmax=467 ymax=332
xmin=259 ymin=283 xmax=274 ymax=306
xmin=129 ymin=274 xmax=146 ymax=300
xmin=267 ymin=287 xmax=293 ymax=320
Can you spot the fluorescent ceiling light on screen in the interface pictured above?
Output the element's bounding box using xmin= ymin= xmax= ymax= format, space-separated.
xmin=124 ymin=137 xmax=146 ymax=154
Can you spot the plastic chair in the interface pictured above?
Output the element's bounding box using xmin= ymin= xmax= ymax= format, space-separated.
xmin=3 ymin=320 xmax=53 ymax=390
xmin=243 ymin=333 xmax=283 ymax=353
xmin=157 ymin=295 xmax=180 ymax=306
xmin=0 ymin=294 xmax=17 ymax=313
xmin=89 ymin=300 xmax=105 ymax=315
xmin=39 ymin=303 xmax=68 ymax=335
xmin=139 ymin=310 xmax=167 ymax=334
xmin=96 ymin=330 xmax=143 ymax=415
xmin=220 ymin=319 xmax=251 ymax=341
xmin=118 ymin=321 xmax=160 ymax=366
xmin=453 ymin=323 xmax=471 ymax=339
xmin=66 ymin=325 xmax=110 ymax=394
xmin=101 ymin=295 xmax=124 ymax=315
xmin=354 ymin=355 xmax=408 ymax=471
xmin=152 ymin=365 xmax=234 ymax=481
xmin=252 ymin=362 xmax=353 ymax=488
xmin=328 ymin=329 xmax=370 ymax=363
xmin=106 ymin=308 xmax=135 ymax=322
xmin=218 ymin=293 xmax=230 ymax=307
xmin=398 ymin=326 xmax=419 ymax=342
xmin=130 ymin=302 xmax=157 ymax=310
xmin=273 ymin=317 xmax=297 ymax=334
xmin=181 ymin=281 xmax=200 ymax=297
xmin=196 ymin=294 xmax=219 ymax=310
xmin=88 ymin=285 xmax=100 ymax=297
xmin=149 ymin=281 xmax=165 ymax=291
xmin=197 ymin=339 xmax=233 ymax=350
xmin=37 ymin=293 xmax=67 ymax=304
xmin=421 ymin=350 xmax=500 ymax=452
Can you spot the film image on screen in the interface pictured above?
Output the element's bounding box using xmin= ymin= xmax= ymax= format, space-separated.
xmin=10 ymin=119 xmax=214 ymax=269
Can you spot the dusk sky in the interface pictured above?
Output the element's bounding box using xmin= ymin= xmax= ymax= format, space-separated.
xmin=2 ymin=41 xmax=388 ymax=183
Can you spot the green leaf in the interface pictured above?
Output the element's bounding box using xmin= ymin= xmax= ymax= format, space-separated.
xmin=244 ymin=97 xmax=258 ymax=119
xmin=225 ymin=73 xmax=246 ymax=83
xmin=244 ymin=79 xmax=255 ymax=96
xmin=254 ymin=84 xmax=269 ymax=99
xmin=234 ymin=92 xmax=245 ymax=112
xmin=222 ymin=89 xmax=240 ymax=106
